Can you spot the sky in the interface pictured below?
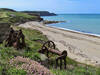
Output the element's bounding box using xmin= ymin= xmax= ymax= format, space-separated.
xmin=0 ymin=0 xmax=100 ymax=14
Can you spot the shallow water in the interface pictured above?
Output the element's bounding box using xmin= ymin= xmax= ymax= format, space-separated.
xmin=42 ymin=14 xmax=100 ymax=35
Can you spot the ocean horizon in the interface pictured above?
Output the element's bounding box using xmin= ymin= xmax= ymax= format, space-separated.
xmin=42 ymin=14 xmax=100 ymax=36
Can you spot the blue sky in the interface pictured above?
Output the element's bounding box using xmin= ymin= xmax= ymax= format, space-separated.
xmin=0 ymin=0 xmax=100 ymax=14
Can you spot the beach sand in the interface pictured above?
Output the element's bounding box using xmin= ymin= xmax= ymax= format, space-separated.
xmin=19 ymin=21 xmax=100 ymax=66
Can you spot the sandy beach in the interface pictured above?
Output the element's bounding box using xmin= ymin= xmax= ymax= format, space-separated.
xmin=19 ymin=21 xmax=100 ymax=66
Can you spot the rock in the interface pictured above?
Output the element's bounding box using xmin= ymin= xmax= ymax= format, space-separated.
xmin=9 ymin=14 xmax=16 ymax=18
xmin=67 ymin=65 xmax=75 ymax=70
xmin=43 ymin=20 xmax=66 ymax=24
xmin=0 ymin=23 xmax=10 ymax=43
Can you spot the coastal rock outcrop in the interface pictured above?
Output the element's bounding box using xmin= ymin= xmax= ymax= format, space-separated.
xmin=0 ymin=23 xmax=10 ymax=43
xmin=43 ymin=20 xmax=66 ymax=24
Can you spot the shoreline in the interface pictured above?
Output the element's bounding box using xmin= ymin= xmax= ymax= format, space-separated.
xmin=19 ymin=21 xmax=100 ymax=67
xmin=46 ymin=25 xmax=100 ymax=38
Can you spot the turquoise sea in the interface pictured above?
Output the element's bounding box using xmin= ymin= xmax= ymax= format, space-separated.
xmin=42 ymin=14 xmax=100 ymax=36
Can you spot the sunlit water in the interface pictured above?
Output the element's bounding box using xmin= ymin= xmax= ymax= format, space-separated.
xmin=42 ymin=14 xmax=100 ymax=35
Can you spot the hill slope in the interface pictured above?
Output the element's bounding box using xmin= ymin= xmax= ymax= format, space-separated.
xmin=0 ymin=8 xmax=43 ymax=25
xmin=0 ymin=26 xmax=100 ymax=75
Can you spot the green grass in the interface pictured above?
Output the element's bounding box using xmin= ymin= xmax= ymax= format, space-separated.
xmin=0 ymin=64 xmax=27 ymax=75
xmin=0 ymin=11 xmax=39 ymax=25
xmin=0 ymin=12 xmax=8 ymax=18
xmin=0 ymin=27 xmax=100 ymax=75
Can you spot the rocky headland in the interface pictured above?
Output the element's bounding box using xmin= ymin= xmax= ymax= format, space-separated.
xmin=21 ymin=11 xmax=57 ymax=16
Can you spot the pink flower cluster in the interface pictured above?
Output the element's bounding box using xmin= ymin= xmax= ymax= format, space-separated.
xmin=9 ymin=56 xmax=53 ymax=75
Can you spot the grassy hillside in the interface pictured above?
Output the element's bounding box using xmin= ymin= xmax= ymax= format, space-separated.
xmin=0 ymin=8 xmax=16 ymax=12
xmin=0 ymin=8 xmax=99 ymax=75
xmin=0 ymin=27 xmax=100 ymax=75
xmin=0 ymin=10 xmax=42 ymax=25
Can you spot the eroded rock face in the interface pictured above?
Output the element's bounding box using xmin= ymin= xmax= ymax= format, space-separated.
xmin=0 ymin=23 xmax=10 ymax=43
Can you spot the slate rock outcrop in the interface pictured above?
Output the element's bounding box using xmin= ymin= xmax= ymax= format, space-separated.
xmin=0 ymin=23 xmax=10 ymax=43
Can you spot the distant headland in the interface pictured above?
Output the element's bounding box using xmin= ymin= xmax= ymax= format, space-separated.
xmin=21 ymin=11 xmax=57 ymax=16
xmin=0 ymin=8 xmax=59 ymax=26
xmin=0 ymin=8 xmax=57 ymax=16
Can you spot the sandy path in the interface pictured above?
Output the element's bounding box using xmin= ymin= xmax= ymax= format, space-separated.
xmin=19 ymin=21 xmax=100 ymax=66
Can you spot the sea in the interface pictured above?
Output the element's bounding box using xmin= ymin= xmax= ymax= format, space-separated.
xmin=42 ymin=14 xmax=100 ymax=36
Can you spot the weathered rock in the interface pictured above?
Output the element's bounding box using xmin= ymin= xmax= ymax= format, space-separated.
xmin=0 ymin=23 xmax=10 ymax=43
xmin=43 ymin=20 xmax=66 ymax=24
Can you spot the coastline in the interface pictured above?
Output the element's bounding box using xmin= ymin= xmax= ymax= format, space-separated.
xmin=19 ymin=21 xmax=100 ymax=67
xmin=46 ymin=25 xmax=100 ymax=38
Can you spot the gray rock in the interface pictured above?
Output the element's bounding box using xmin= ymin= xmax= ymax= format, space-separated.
xmin=0 ymin=23 xmax=10 ymax=43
